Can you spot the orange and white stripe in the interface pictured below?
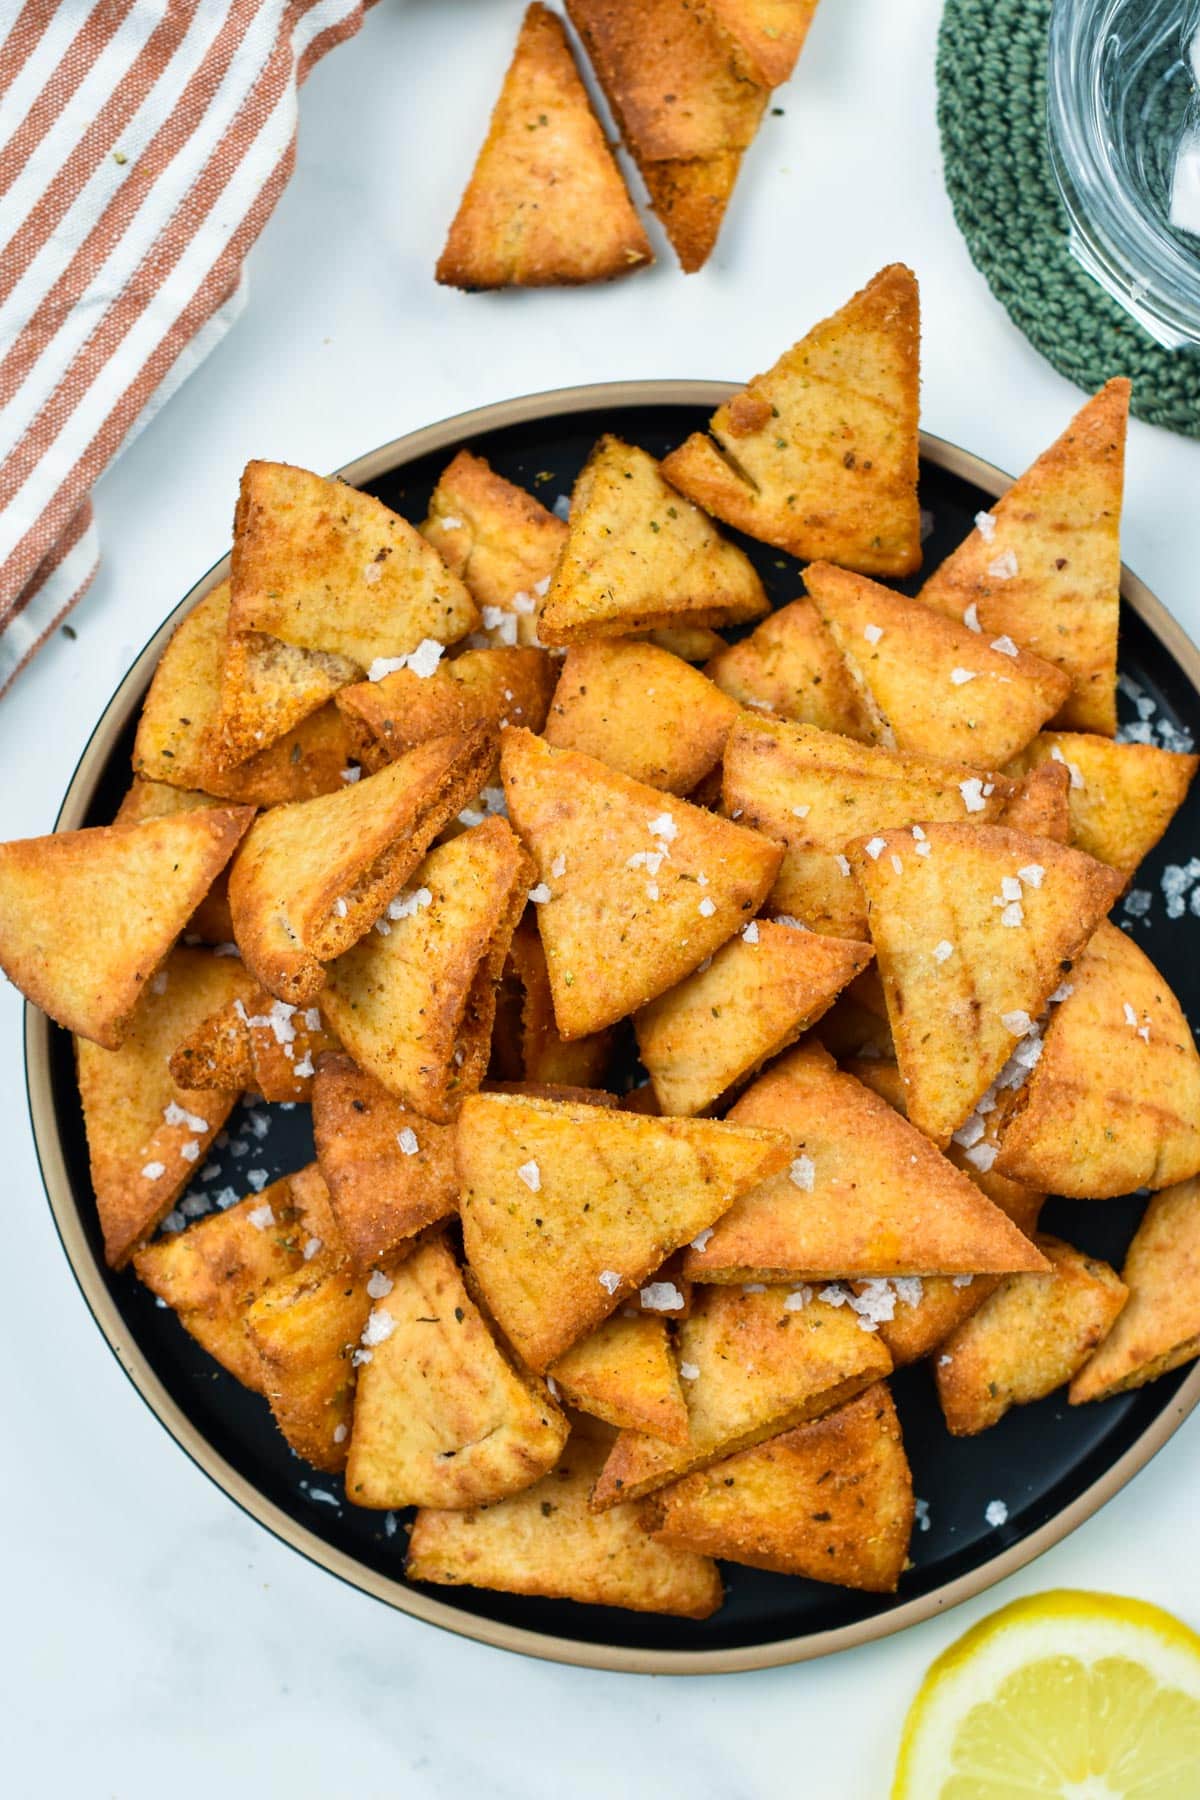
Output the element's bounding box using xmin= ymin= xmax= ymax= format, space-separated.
xmin=0 ymin=0 xmax=371 ymax=693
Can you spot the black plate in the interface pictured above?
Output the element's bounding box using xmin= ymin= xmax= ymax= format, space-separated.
xmin=31 ymin=390 xmax=1200 ymax=1668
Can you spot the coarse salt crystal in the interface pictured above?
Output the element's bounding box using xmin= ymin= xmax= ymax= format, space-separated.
xmin=1017 ymin=864 xmax=1044 ymax=887
xmin=648 ymin=812 xmax=677 ymax=841
xmin=950 ymin=668 xmax=977 ymax=686
xmin=181 ymin=1141 xmax=200 ymax=1163
xmin=698 ymin=897 xmax=716 ymax=917
xmin=790 ymin=1155 xmax=815 ymax=1192
xmin=362 ymin=1308 xmax=395 ymax=1347
xmin=214 ymin=942 xmax=240 ymax=957
xmin=626 ymin=850 xmax=665 ymax=874
xmin=990 ymin=635 xmax=1020 ymax=658
xmin=517 ymin=1159 xmax=541 ymax=1192
xmin=1049 ymin=982 xmax=1075 ymax=1004
xmin=987 ymin=550 xmax=1018 ymax=580
xmin=680 ymin=1361 xmax=700 ymax=1380
xmin=965 ymin=1142 xmax=997 ymax=1172
xmin=334 ymin=897 xmax=348 ymax=918
xmin=333 ymin=1424 xmax=348 ymax=1444
xmin=553 ymin=493 xmax=571 ymax=520
xmin=792 ymin=803 xmax=811 ymax=819
xmin=164 ymin=1101 xmax=209 ymax=1133
xmin=550 ymin=853 xmax=566 ymax=878
xmin=774 ymin=914 xmax=806 ymax=929
xmin=367 ymin=1270 xmax=394 ymax=1299
xmin=863 ymin=623 xmax=884 ymax=645
xmin=1001 ymin=1009 xmax=1034 ymax=1036
xmin=915 ymin=1498 xmax=931 ymax=1533
xmin=246 ymin=1168 xmax=269 ymax=1192
xmin=598 ymin=1269 xmax=622 ymax=1294
xmin=304 ymin=1007 xmax=322 ymax=1031
xmin=646 ymin=882 xmax=660 ymax=901
xmin=933 ymin=940 xmax=954 ymax=964
xmin=690 ymin=1228 xmax=714 ymax=1253
xmin=1000 ymin=902 xmax=1024 ymax=927
xmin=303 ymin=1237 xmax=323 ymax=1261
xmin=959 ymin=777 xmax=986 ymax=813
xmin=743 ymin=920 xmax=759 ymax=943
xmin=985 ymin=1498 xmax=1008 ymax=1527
xmin=835 ymin=854 xmax=852 ymax=876
xmin=247 ymin=1203 xmax=275 ymax=1230
xmin=1123 ymin=1002 xmax=1139 ymax=1027
xmin=890 ymin=853 xmax=903 ymax=875
xmin=341 ymin=766 xmax=361 ymax=783
xmin=397 ymin=1127 xmax=419 ymax=1156
xmin=963 ymin=601 xmax=982 ymax=632
xmin=952 ymin=1273 xmax=975 ymax=1289
xmin=864 ymin=836 xmax=886 ymax=860
xmin=640 ymin=1282 xmax=684 ymax=1312
xmin=784 ymin=1286 xmax=813 ymax=1311
xmin=974 ymin=510 xmax=997 ymax=542
xmin=458 ymin=806 xmax=485 ymax=828
xmin=351 ymin=1348 xmax=373 ymax=1367
xmin=388 ymin=886 xmax=433 ymax=921
xmin=1000 ymin=875 xmax=1023 ymax=902
xmin=528 ymin=883 xmax=552 ymax=904
xmin=141 ymin=1161 xmax=166 ymax=1181
xmin=952 ymin=1114 xmax=986 ymax=1149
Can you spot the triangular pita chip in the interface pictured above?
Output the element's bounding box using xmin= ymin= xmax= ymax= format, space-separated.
xmin=337 ymin=646 xmax=556 ymax=761
xmin=805 ymin=560 xmax=1071 ymax=766
xmin=406 ymin=1427 xmax=723 ymax=1619
xmin=852 ymin=822 xmax=1123 ymax=1145
xmin=77 ymin=949 xmax=251 ymax=1266
xmin=549 ymin=1311 xmax=689 ymax=1442
xmin=682 ymin=1043 xmax=1045 ymax=1280
xmin=1000 ymin=758 xmax=1070 ymax=842
xmin=344 ymin=1235 xmax=568 ymax=1508
xmin=590 ymin=1283 xmax=892 ymax=1508
xmin=705 ymin=598 xmax=875 ymax=742
xmin=538 ymin=436 xmax=768 ymax=646
xmin=935 ymin=1234 xmax=1127 ymax=1436
xmin=645 ymin=1381 xmax=913 ymax=1590
xmin=436 ymin=4 xmax=651 ymax=289
xmin=1005 ymin=731 xmax=1199 ymax=875
xmin=995 ymin=920 xmax=1200 ymax=1197
xmin=420 ymin=449 xmax=566 ymax=640
xmin=167 ymin=975 xmax=340 ymax=1103
xmin=565 ymin=0 xmax=767 ymax=272
xmin=635 ymin=922 xmax=872 ymax=1116
xmin=311 ymin=1054 xmax=458 ymax=1270
xmin=722 ymin=716 xmax=1016 ymax=938
xmin=700 ymin=0 xmax=821 ymax=85
xmin=227 ymin=727 xmax=494 ymax=1003
xmin=504 ymin=916 xmax=613 ymax=1087
xmin=456 ymin=1091 xmax=790 ymax=1370
xmin=501 ymin=727 xmax=783 ymax=1037
xmin=662 ymin=266 xmax=921 ymax=572
xmin=320 ymin=817 xmax=532 ymax=1121
xmin=210 ymin=627 xmax=359 ymax=775
xmin=919 ymin=380 xmax=1129 ymax=734
xmin=1070 ymin=1178 xmax=1200 ymax=1403
xmin=0 ymin=806 xmax=251 ymax=1048
xmin=113 ymin=778 xmax=236 ymax=945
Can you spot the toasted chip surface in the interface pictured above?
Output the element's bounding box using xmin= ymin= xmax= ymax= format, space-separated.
xmin=437 ymin=4 xmax=651 ymax=289
xmin=646 ymin=1381 xmax=913 ymax=1590
xmin=407 ymin=1429 xmax=723 ymax=1618
xmin=1000 ymin=758 xmax=1071 ymax=843
xmin=420 ymin=450 xmax=567 ymax=631
xmin=344 ymin=1236 xmax=568 ymax=1508
xmin=1070 ymin=1178 xmax=1200 ymax=1402
xmin=167 ymin=977 xmax=339 ymax=1103
xmin=457 ymin=1090 xmax=790 ymax=1370
xmin=662 ymin=266 xmax=922 ymax=572
xmin=502 ymin=726 xmax=783 ymax=1037
xmin=504 ymin=915 xmax=613 ymax=1089
xmin=919 ymin=380 xmax=1129 ymax=734
xmin=211 ymin=628 xmax=359 ymax=775
xmin=705 ymin=598 xmax=876 ymax=742
xmin=550 ymin=1311 xmax=689 ymax=1442
xmin=1005 ymin=731 xmax=1199 ymax=874
xmin=853 ymin=822 xmax=1123 ymax=1145
xmin=338 ymin=647 xmax=555 ymax=760
xmin=247 ymin=1244 xmax=372 ymax=1473
xmin=700 ymin=0 xmax=820 ymax=85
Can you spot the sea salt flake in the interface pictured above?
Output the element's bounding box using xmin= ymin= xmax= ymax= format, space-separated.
xmin=640 ymin=1282 xmax=684 ymax=1312
xmin=987 ymin=550 xmax=1018 ymax=580
xmin=774 ymin=914 xmax=806 ymax=929
xmin=690 ymin=1228 xmax=714 ymax=1253
xmin=333 ymin=897 xmax=348 ymax=918
xmin=1049 ymin=745 xmax=1085 ymax=789
xmin=150 ymin=969 xmax=168 ymax=995
xmin=974 ymin=510 xmax=997 ymax=543
xmin=959 ymin=777 xmax=986 ymax=814
xmin=950 ymin=667 xmax=977 ymax=686
xmin=1002 ymin=1009 xmax=1034 ymax=1037
xmin=990 ymin=635 xmax=1020 ymax=658
xmin=1017 ymin=864 xmax=1044 ymax=888
xmin=362 ymin=1308 xmax=395 ymax=1347
xmin=553 ymin=493 xmax=571 ymax=520
xmin=528 ymin=883 xmax=552 ymax=904
xmin=933 ymin=940 xmax=954 ymax=964
xmin=953 ymin=1273 xmax=975 ymax=1289
xmin=743 ymin=921 xmax=759 ymax=943
xmin=742 ymin=1283 xmax=766 ymax=1295
xmin=1123 ymin=888 xmax=1153 ymax=919
xmin=1000 ymin=876 xmax=1023 ymax=902
xmin=963 ymin=601 xmax=982 ymax=633
xmin=835 ymin=853 xmax=851 ymax=876
xmin=164 ymin=1101 xmax=209 ymax=1133
xmin=517 ymin=1159 xmax=541 ymax=1193
xmin=864 ymin=836 xmax=886 ymax=861
xmin=645 ymin=882 xmax=660 ymax=902
xmin=915 ymin=1498 xmax=931 ymax=1533
xmin=340 ymin=766 xmax=361 ymax=784
xmin=648 ymin=812 xmax=677 ymax=842
xmin=397 ymin=1127 xmax=419 ymax=1156
xmin=789 ymin=1154 xmax=815 ymax=1192
xmin=180 ymin=1141 xmax=200 ymax=1163
xmin=680 ymin=1361 xmax=700 ymax=1381
xmin=892 ymin=1277 xmax=924 ymax=1308
xmin=367 ymin=1270 xmax=394 ymax=1299
xmin=698 ymin=897 xmax=716 ymax=917
xmin=598 ymin=1269 xmax=622 ymax=1294
xmin=160 ymin=1210 xmax=186 ymax=1234
xmin=792 ymin=803 xmax=811 ymax=819
xmin=351 ymin=1348 xmax=373 ymax=1367
xmin=388 ymin=886 xmax=433 ymax=921
xmin=303 ymin=1237 xmax=322 ymax=1261
xmin=333 ymin=1424 xmax=348 ymax=1444
xmin=863 ymin=623 xmax=884 ymax=645
xmin=1000 ymin=902 xmax=1024 ymax=927
xmin=246 ymin=1168 xmax=269 ymax=1192
xmin=952 ymin=1114 xmax=986 ymax=1149
xmin=141 ymin=1161 xmax=166 ymax=1181
xmin=985 ymin=1498 xmax=1008 ymax=1528
xmin=247 ymin=1202 xmax=275 ymax=1230
xmin=1123 ymin=1001 xmax=1139 ymax=1028
xmin=890 ymin=854 xmax=903 ymax=875
xmin=784 ymin=1286 xmax=813 ymax=1311
xmin=965 ymin=1142 xmax=997 ymax=1172
xmin=550 ymin=853 xmax=566 ymax=879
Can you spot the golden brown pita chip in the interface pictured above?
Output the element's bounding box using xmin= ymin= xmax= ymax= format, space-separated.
xmin=167 ymin=975 xmax=339 ymax=1103
xmin=210 ymin=628 xmax=359 ymax=776
xmin=590 ymin=1283 xmax=891 ymax=1508
xmin=228 ymin=728 xmax=494 ymax=1003
xmin=1070 ymin=1178 xmax=1200 ymax=1402
xmin=700 ymin=0 xmax=820 ymax=85
xmin=436 ymin=5 xmax=651 ymax=289
xmin=1000 ymin=758 xmax=1071 ymax=843
xmin=636 ymin=922 xmax=872 ymax=1116
xmin=683 ymin=1043 xmax=1044 ymax=1282
xmin=936 ymin=1235 xmax=1127 ymax=1434
xmin=0 ymin=805 xmax=251 ymax=1048
xmin=705 ymin=598 xmax=876 ymax=742
xmin=344 ymin=1236 xmax=568 ymax=1508
xmin=646 ymin=624 xmax=727 ymax=663
xmin=645 ymin=1381 xmax=913 ymax=1590
xmin=501 ymin=727 xmax=783 ymax=1037
xmin=456 ymin=1090 xmax=790 ymax=1370
xmin=852 ymin=822 xmax=1123 ymax=1146
xmin=565 ymin=0 xmax=767 ymax=272
xmin=113 ymin=778 xmax=236 ymax=945
xmin=663 ymin=267 xmax=922 ymax=572
xmin=1005 ymin=731 xmax=1199 ymax=875
xmin=722 ymin=716 xmax=1016 ymax=938
xmin=407 ymin=1429 xmax=722 ymax=1618
xmin=504 ymin=916 xmax=613 ymax=1088
xmin=919 ymin=381 xmax=1129 ymax=734
xmin=805 ymin=561 xmax=1071 ymax=767
xmin=538 ymin=437 xmax=767 ymax=647
xmin=543 ymin=638 xmax=741 ymax=795
xmin=337 ymin=647 xmax=555 ymax=761
xmin=549 ymin=1312 xmax=689 ymax=1442
xmin=77 ymin=949 xmax=251 ymax=1267
xmin=421 ymin=450 xmax=567 ymax=637
xmin=320 ymin=818 xmax=532 ymax=1122
xmin=311 ymin=1054 xmax=458 ymax=1271
xmin=995 ymin=921 xmax=1200 ymax=1197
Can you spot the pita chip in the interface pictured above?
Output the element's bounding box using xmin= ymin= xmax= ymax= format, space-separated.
xmin=437 ymin=5 xmax=651 ymax=289
xmin=504 ymin=916 xmax=613 ymax=1089
xmin=646 ymin=623 xmax=727 ymax=663
xmin=0 ymin=805 xmax=251 ymax=1048
xmin=311 ymin=1054 xmax=458 ymax=1271
xmin=456 ymin=1090 xmax=790 ymax=1370
xmin=937 ymin=1235 xmax=1127 ymax=1435
xmin=549 ymin=1311 xmax=690 ymax=1442
xmin=210 ymin=628 xmax=360 ymax=776
xmin=168 ymin=975 xmax=339 ymax=1103
xmin=700 ymin=0 xmax=821 ymax=86
xmin=645 ymin=1381 xmax=913 ymax=1591
xmin=705 ymin=598 xmax=876 ymax=742
xmin=501 ymin=726 xmax=783 ymax=1037
xmin=919 ymin=380 xmax=1129 ymax=734
xmin=1070 ymin=1177 xmax=1200 ymax=1403
xmin=344 ymin=1235 xmax=568 ymax=1508
xmin=722 ymin=716 xmax=1015 ymax=938
xmin=544 ymin=638 xmax=740 ymax=795
xmin=805 ymin=560 xmax=1071 ymax=766
xmin=337 ymin=646 xmax=556 ymax=761
xmin=227 ymin=727 xmax=494 ymax=1003
xmin=636 ymin=922 xmax=872 ymax=1116
xmin=995 ymin=920 xmax=1200 ymax=1197
xmin=662 ymin=267 xmax=922 ymax=573
xmin=113 ymin=778 xmax=236 ymax=946
xmin=1000 ymin=758 xmax=1070 ymax=843
xmin=538 ymin=437 xmax=767 ymax=647
xmin=420 ymin=450 xmax=566 ymax=642
xmin=852 ymin=822 xmax=1123 ymax=1145
xmin=590 ymin=1283 xmax=892 ymax=1508
xmin=406 ymin=1428 xmax=722 ymax=1619
xmin=1005 ymin=731 xmax=1199 ymax=875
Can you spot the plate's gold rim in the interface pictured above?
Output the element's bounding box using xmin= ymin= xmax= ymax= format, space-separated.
xmin=25 ymin=378 xmax=1200 ymax=1676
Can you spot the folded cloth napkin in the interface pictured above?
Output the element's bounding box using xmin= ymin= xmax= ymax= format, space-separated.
xmin=0 ymin=0 xmax=373 ymax=696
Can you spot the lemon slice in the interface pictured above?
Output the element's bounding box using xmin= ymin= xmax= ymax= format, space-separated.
xmin=892 ymin=1590 xmax=1200 ymax=1798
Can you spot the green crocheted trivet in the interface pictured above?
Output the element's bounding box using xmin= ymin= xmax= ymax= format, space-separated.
xmin=937 ymin=0 xmax=1200 ymax=437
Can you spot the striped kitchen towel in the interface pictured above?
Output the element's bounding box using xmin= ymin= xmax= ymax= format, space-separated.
xmin=0 ymin=0 xmax=373 ymax=695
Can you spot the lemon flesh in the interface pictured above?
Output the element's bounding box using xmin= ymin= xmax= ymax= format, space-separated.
xmin=892 ymin=1591 xmax=1200 ymax=1799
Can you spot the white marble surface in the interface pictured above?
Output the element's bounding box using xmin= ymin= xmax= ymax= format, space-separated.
xmin=5 ymin=1 xmax=1200 ymax=1793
